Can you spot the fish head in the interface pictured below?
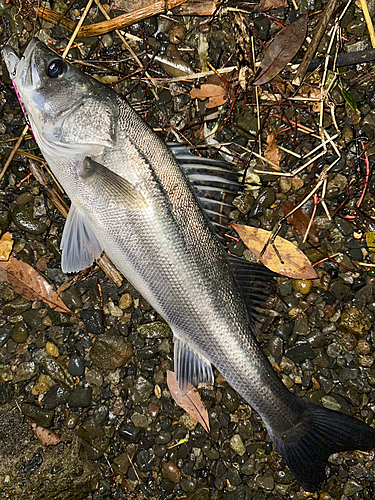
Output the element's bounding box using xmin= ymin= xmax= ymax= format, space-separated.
xmin=2 ymin=39 xmax=118 ymax=158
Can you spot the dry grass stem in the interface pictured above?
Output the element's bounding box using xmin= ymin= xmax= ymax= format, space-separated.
xmin=359 ymin=0 xmax=375 ymax=48
xmin=61 ymin=0 xmax=94 ymax=59
xmin=0 ymin=124 xmax=29 ymax=182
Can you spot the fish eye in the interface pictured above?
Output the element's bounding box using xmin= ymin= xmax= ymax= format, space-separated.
xmin=46 ymin=59 xmax=66 ymax=79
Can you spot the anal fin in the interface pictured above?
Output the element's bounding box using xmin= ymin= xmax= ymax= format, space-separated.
xmin=61 ymin=204 xmax=103 ymax=273
xmin=174 ymin=337 xmax=214 ymax=395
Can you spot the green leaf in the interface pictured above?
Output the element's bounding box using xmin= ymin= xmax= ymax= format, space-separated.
xmin=341 ymin=88 xmax=357 ymax=110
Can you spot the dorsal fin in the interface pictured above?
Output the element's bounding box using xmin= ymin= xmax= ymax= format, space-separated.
xmin=227 ymin=254 xmax=277 ymax=332
xmin=169 ymin=144 xmax=244 ymax=238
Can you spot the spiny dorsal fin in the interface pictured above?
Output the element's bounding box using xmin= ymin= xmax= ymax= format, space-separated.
xmin=227 ymin=254 xmax=277 ymax=332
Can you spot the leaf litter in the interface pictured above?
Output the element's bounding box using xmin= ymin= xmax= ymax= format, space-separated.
xmin=167 ymin=370 xmax=210 ymax=434
xmin=0 ymin=257 xmax=74 ymax=315
xmin=231 ymin=224 xmax=317 ymax=279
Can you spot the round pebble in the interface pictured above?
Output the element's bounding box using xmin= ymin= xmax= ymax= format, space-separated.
xmin=229 ymin=434 xmax=246 ymax=456
xmin=46 ymin=341 xmax=59 ymax=357
xmin=68 ymin=354 xmax=85 ymax=377
xmin=292 ymin=279 xmax=312 ymax=294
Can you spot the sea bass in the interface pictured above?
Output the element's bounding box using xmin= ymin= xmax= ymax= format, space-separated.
xmin=3 ymin=38 xmax=375 ymax=491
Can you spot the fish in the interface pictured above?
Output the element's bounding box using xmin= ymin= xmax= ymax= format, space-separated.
xmin=3 ymin=38 xmax=375 ymax=492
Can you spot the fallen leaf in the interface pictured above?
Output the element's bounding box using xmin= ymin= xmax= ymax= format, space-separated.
xmin=253 ymin=15 xmax=308 ymax=86
xmin=231 ymin=224 xmax=318 ymax=279
xmin=0 ymin=257 xmax=73 ymax=314
xmin=264 ymin=128 xmax=281 ymax=170
xmin=167 ymin=370 xmax=210 ymax=433
xmin=253 ymin=0 xmax=287 ymax=11
xmin=190 ymin=84 xmax=226 ymax=108
xmin=29 ymin=421 xmax=62 ymax=446
xmin=282 ymin=201 xmax=319 ymax=243
xmin=0 ymin=232 xmax=13 ymax=261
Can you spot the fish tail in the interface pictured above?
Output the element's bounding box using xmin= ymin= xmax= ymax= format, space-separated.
xmin=273 ymin=401 xmax=375 ymax=492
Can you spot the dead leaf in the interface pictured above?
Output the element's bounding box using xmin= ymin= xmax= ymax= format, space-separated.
xmin=253 ymin=15 xmax=308 ymax=86
xmin=29 ymin=421 xmax=62 ymax=446
xmin=190 ymin=84 xmax=226 ymax=109
xmin=253 ymin=0 xmax=287 ymax=11
xmin=0 ymin=257 xmax=73 ymax=314
xmin=264 ymin=128 xmax=281 ymax=170
xmin=0 ymin=232 xmax=13 ymax=261
xmin=282 ymin=201 xmax=319 ymax=243
xmin=167 ymin=370 xmax=210 ymax=433
xmin=231 ymin=224 xmax=318 ymax=279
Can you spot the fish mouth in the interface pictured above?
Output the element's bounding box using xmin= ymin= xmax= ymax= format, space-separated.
xmin=2 ymin=38 xmax=41 ymax=89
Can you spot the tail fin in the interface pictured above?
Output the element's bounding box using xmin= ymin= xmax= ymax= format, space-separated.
xmin=273 ymin=402 xmax=375 ymax=492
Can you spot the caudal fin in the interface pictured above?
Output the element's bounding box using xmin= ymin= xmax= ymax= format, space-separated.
xmin=273 ymin=402 xmax=375 ymax=492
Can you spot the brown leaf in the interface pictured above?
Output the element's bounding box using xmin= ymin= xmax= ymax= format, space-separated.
xmin=0 ymin=232 xmax=13 ymax=261
xmin=167 ymin=370 xmax=210 ymax=433
xmin=282 ymin=201 xmax=319 ymax=243
xmin=0 ymin=257 xmax=73 ymax=314
xmin=253 ymin=15 xmax=308 ymax=85
xmin=231 ymin=224 xmax=318 ymax=279
xmin=190 ymin=84 xmax=226 ymax=109
xmin=30 ymin=421 xmax=62 ymax=446
xmin=264 ymin=128 xmax=281 ymax=170
xmin=253 ymin=0 xmax=287 ymax=12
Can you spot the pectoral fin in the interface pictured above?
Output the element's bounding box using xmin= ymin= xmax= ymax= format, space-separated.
xmin=174 ymin=336 xmax=214 ymax=395
xmin=79 ymin=157 xmax=148 ymax=209
xmin=61 ymin=204 xmax=103 ymax=273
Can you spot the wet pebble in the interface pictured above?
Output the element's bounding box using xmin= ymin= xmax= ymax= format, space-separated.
xmin=45 ymin=341 xmax=59 ymax=357
xmin=80 ymin=309 xmax=105 ymax=334
xmin=256 ymin=472 xmax=275 ymax=490
xmin=119 ymin=293 xmax=132 ymax=309
xmin=11 ymin=322 xmax=28 ymax=343
xmin=68 ymin=353 xmax=85 ymax=377
xmin=118 ymin=422 xmax=143 ymax=443
xmin=137 ymin=321 xmax=171 ymax=338
xmin=133 ymin=376 xmax=154 ymax=403
xmin=341 ymin=332 xmax=357 ymax=351
xmin=229 ymin=434 xmax=246 ymax=456
xmin=93 ymin=404 xmax=109 ymax=426
xmin=131 ymin=412 xmax=150 ymax=428
xmin=113 ymin=452 xmax=130 ymax=475
xmin=0 ymin=365 xmax=13 ymax=383
xmin=162 ymin=460 xmax=181 ymax=483
xmin=222 ymin=386 xmax=239 ymax=412
xmin=61 ymin=287 xmax=82 ymax=310
xmin=89 ymin=330 xmax=133 ymax=369
xmin=292 ymin=279 xmax=312 ymax=295
xmin=21 ymin=402 xmax=54 ymax=427
xmin=43 ymin=384 xmax=70 ymax=409
xmin=68 ymin=385 xmax=92 ymax=407
xmin=358 ymin=338 xmax=371 ymax=354
xmin=12 ymin=205 xmax=48 ymax=234
xmin=343 ymin=479 xmax=363 ymax=496
xmin=13 ymin=361 xmax=38 ymax=382
xmin=0 ymin=327 xmax=12 ymax=348
xmin=330 ymin=279 xmax=350 ymax=300
xmin=40 ymin=357 xmax=74 ymax=389
xmin=285 ymin=340 xmax=315 ymax=363
xmin=0 ymin=381 xmax=14 ymax=404
xmin=338 ymin=307 xmax=371 ymax=335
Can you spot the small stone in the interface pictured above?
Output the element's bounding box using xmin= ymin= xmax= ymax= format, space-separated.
xmin=291 ymin=175 xmax=304 ymax=191
xmin=327 ymin=342 xmax=341 ymax=358
xmin=230 ymin=434 xmax=246 ymax=456
xmin=292 ymin=279 xmax=312 ymax=295
xmin=321 ymin=395 xmax=341 ymax=411
xmin=358 ymin=355 xmax=374 ymax=367
xmin=343 ymin=479 xmax=362 ymax=497
xmin=222 ymin=386 xmax=239 ymax=413
xmin=162 ymin=460 xmax=181 ymax=484
xmin=12 ymin=205 xmax=48 ymax=235
xmin=0 ymin=382 xmax=14 ymax=404
xmin=61 ymin=287 xmax=82 ymax=310
xmin=85 ymin=368 xmax=103 ymax=386
xmin=68 ymin=354 xmax=85 ymax=377
xmin=0 ymin=365 xmax=13 ymax=383
xmin=119 ymin=293 xmax=132 ymax=309
xmin=0 ymin=326 xmax=12 ymax=348
xmin=168 ymin=24 xmax=186 ymax=44
xmin=341 ymin=332 xmax=357 ymax=351
xmin=137 ymin=321 xmax=171 ymax=339
xmin=46 ymin=341 xmax=59 ymax=357
xmin=68 ymin=385 xmax=92 ymax=407
xmin=131 ymin=412 xmax=151 ymax=428
xmin=256 ymin=473 xmax=275 ymax=490
xmin=279 ymin=177 xmax=292 ymax=193
xmin=113 ymin=453 xmax=130 ymax=475
xmin=90 ymin=330 xmax=133 ymax=369
xmin=11 ymin=322 xmax=28 ymax=343
xmin=179 ymin=413 xmax=198 ymax=431
xmin=133 ymin=376 xmax=154 ymax=403
xmin=338 ymin=307 xmax=371 ymax=336
xmin=118 ymin=422 xmax=142 ymax=443
xmin=40 ymin=357 xmax=74 ymax=389
xmin=13 ymin=361 xmax=38 ymax=382
xmin=323 ymin=304 xmax=336 ymax=318
xmin=108 ymin=300 xmax=123 ymax=317
xmin=43 ymin=384 xmax=70 ymax=409
xmin=80 ymin=309 xmax=105 ymax=334
xmin=286 ymin=340 xmax=315 ymax=363
xmin=357 ymin=338 xmax=371 ymax=354
xmin=21 ymin=403 xmax=54 ymax=427
xmin=93 ymin=404 xmax=109 ymax=426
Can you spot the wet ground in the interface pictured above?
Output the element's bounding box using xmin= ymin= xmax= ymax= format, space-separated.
xmin=1 ymin=0 xmax=375 ymax=499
